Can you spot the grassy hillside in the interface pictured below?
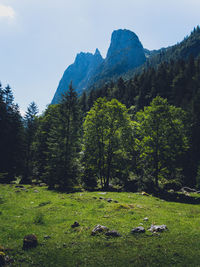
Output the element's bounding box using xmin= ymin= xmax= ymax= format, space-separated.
xmin=0 ymin=184 xmax=200 ymax=266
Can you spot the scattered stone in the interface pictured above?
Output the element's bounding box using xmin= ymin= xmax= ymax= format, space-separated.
xmin=39 ymin=183 xmax=47 ymax=187
xmin=44 ymin=235 xmax=51 ymax=239
xmin=91 ymin=225 xmax=109 ymax=235
xmin=143 ymin=217 xmax=148 ymax=221
xmin=184 ymin=192 xmax=190 ymax=197
xmin=148 ymin=224 xmax=168 ymax=233
xmin=107 ymin=198 xmax=112 ymax=203
xmin=99 ymin=197 xmax=105 ymax=200
xmin=93 ymin=197 xmax=97 ymax=199
xmin=181 ymin=187 xmax=200 ymax=193
xmin=71 ymin=221 xmax=80 ymax=228
xmin=4 ymin=255 xmax=14 ymax=265
xmin=15 ymin=190 xmax=21 ymax=193
xmin=23 ymin=234 xmax=38 ymax=250
xmin=21 ymin=188 xmax=28 ymax=192
xmin=105 ymin=230 xmax=121 ymax=237
xmin=141 ymin=192 xmax=149 ymax=196
xmin=34 ymin=190 xmax=39 ymax=193
xmin=131 ymin=226 xmax=145 ymax=234
xmin=15 ymin=185 xmax=24 ymax=188
xmin=98 ymin=192 xmax=107 ymax=195
xmin=114 ymin=200 xmax=119 ymax=203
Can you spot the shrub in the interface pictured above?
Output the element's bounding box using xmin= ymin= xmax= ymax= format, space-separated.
xmin=163 ymin=180 xmax=182 ymax=191
xmin=82 ymin=168 xmax=97 ymax=189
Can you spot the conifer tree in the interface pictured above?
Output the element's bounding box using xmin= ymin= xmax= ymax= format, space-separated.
xmin=21 ymin=102 xmax=39 ymax=184
xmin=0 ymin=85 xmax=24 ymax=182
xmin=45 ymin=83 xmax=81 ymax=189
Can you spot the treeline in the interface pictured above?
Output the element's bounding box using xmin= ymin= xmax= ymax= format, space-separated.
xmin=84 ymin=54 xmax=200 ymax=187
xmin=0 ymin=82 xmax=191 ymax=192
xmin=86 ymin=26 xmax=200 ymax=97
xmin=0 ymin=84 xmax=39 ymax=184
xmin=0 ymin=84 xmax=24 ymax=182
xmin=1 ymin=41 xmax=200 ymax=191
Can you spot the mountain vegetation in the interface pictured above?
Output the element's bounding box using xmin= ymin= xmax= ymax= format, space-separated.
xmin=1 ymin=185 xmax=200 ymax=266
xmin=1 ymin=26 xmax=200 ymax=191
xmin=52 ymin=29 xmax=146 ymax=104
xmin=1 ymin=25 xmax=200 ymax=267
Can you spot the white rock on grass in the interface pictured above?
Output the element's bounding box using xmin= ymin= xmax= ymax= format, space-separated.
xmin=148 ymin=224 xmax=168 ymax=233
xmin=91 ymin=225 xmax=109 ymax=235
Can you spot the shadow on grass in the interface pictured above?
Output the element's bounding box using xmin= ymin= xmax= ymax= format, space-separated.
xmin=153 ymin=190 xmax=200 ymax=204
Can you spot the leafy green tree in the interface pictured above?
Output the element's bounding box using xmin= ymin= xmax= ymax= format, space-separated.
xmin=83 ymin=98 xmax=132 ymax=189
xmin=135 ymin=96 xmax=189 ymax=188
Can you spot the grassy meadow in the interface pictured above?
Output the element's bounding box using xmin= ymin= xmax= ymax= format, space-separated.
xmin=0 ymin=184 xmax=200 ymax=266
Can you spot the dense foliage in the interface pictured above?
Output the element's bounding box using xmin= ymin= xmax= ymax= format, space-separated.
xmin=1 ymin=26 xmax=200 ymax=191
xmin=83 ymin=98 xmax=132 ymax=189
xmin=0 ymin=84 xmax=24 ymax=182
xmin=0 ymin=84 xmax=190 ymax=191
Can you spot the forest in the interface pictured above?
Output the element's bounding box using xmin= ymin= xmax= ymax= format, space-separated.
xmin=1 ymin=27 xmax=200 ymax=194
xmin=2 ymin=26 xmax=200 ymax=267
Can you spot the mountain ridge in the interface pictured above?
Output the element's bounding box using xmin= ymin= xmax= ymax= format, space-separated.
xmin=52 ymin=26 xmax=200 ymax=104
xmin=51 ymin=29 xmax=146 ymax=104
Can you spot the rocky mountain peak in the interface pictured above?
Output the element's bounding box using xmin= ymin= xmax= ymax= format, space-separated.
xmin=51 ymin=29 xmax=146 ymax=104
xmin=105 ymin=29 xmax=146 ymax=69
xmin=106 ymin=29 xmax=140 ymax=58
xmin=94 ymin=48 xmax=101 ymax=57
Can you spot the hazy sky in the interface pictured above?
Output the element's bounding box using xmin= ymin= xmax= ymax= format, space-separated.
xmin=0 ymin=0 xmax=199 ymax=114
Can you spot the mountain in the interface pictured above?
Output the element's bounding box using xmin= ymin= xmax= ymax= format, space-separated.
xmin=52 ymin=29 xmax=146 ymax=104
xmin=52 ymin=26 xmax=200 ymax=104
xmin=86 ymin=29 xmax=146 ymax=88
xmin=51 ymin=49 xmax=103 ymax=104
xmin=144 ymin=26 xmax=200 ymax=68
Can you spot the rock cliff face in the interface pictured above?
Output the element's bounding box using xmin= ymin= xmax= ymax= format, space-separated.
xmin=88 ymin=29 xmax=146 ymax=86
xmin=51 ymin=49 xmax=103 ymax=104
xmin=106 ymin=29 xmax=145 ymax=70
xmin=52 ymin=29 xmax=146 ymax=104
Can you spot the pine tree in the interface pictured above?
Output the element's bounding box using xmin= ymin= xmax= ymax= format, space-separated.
xmin=45 ymin=83 xmax=81 ymax=189
xmin=0 ymin=85 xmax=24 ymax=182
xmin=21 ymin=102 xmax=39 ymax=184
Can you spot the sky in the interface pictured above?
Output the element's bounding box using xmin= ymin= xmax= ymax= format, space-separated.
xmin=0 ymin=0 xmax=199 ymax=115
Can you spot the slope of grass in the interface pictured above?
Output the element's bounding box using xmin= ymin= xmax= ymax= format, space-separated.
xmin=0 ymin=184 xmax=200 ymax=266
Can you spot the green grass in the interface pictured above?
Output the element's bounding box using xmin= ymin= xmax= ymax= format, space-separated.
xmin=1 ymin=184 xmax=200 ymax=266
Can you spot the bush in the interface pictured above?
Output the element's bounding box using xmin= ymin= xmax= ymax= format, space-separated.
xmin=163 ymin=180 xmax=182 ymax=191
xmin=0 ymin=173 xmax=8 ymax=183
xmin=82 ymin=168 xmax=97 ymax=189
xmin=124 ymin=180 xmax=138 ymax=192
